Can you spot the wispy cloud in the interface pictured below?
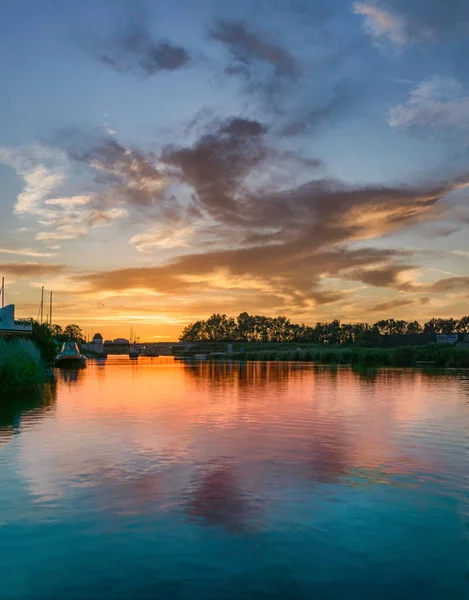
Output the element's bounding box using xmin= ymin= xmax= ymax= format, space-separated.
xmin=0 ymin=248 xmax=57 ymax=258
xmin=0 ymin=262 xmax=64 ymax=277
xmin=210 ymin=19 xmax=299 ymax=80
xmin=0 ymin=144 xmax=127 ymax=243
xmin=130 ymin=225 xmax=194 ymax=253
xmin=388 ymin=76 xmax=469 ymax=131
xmin=88 ymin=23 xmax=190 ymax=77
xmin=353 ymin=1 xmax=433 ymax=48
xmin=353 ymin=2 xmax=410 ymax=47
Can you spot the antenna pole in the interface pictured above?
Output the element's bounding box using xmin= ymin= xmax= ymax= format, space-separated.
xmin=49 ymin=291 xmax=53 ymax=325
xmin=40 ymin=286 xmax=44 ymax=324
xmin=1 ymin=277 xmax=4 ymax=308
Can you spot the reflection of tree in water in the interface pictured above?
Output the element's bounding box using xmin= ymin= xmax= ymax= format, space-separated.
xmin=184 ymin=361 xmax=303 ymax=394
xmin=351 ymin=365 xmax=380 ymax=383
xmin=0 ymin=383 xmax=57 ymax=445
xmin=185 ymin=462 xmax=260 ymax=534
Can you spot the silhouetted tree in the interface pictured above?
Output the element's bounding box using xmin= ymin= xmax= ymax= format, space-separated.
xmin=63 ymin=324 xmax=85 ymax=343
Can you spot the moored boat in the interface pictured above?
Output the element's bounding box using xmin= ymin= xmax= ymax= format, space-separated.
xmin=55 ymin=342 xmax=87 ymax=368
xmin=129 ymin=344 xmax=140 ymax=359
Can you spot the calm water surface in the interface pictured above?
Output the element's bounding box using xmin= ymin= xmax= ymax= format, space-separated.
xmin=0 ymin=358 xmax=467 ymax=599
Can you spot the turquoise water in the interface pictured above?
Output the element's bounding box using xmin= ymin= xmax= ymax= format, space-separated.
xmin=0 ymin=358 xmax=467 ymax=599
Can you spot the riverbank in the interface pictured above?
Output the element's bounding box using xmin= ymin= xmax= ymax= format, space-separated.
xmin=0 ymin=339 xmax=52 ymax=395
xmin=225 ymin=343 xmax=469 ymax=368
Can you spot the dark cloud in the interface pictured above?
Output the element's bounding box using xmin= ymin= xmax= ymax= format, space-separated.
xmin=371 ymin=299 xmax=414 ymax=312
xmin=162 ymin=117 xmax=269 ymax=223
xmin=430 ymin=276 xmax=469 ymax=293
xmin=69 ymin=141 xmax=464 ymax=311
xmin=209 ymin=19 xmax=299 ymax=80
xmin=0 ymin=263 xmax=64 ymax=277
xmin=75 ymin=243 xmax=414 ymax=315
xmin=349 ymin=265 xmax=416 ymax=290
xmin=89 ymin=23 xmax=189 ymax=76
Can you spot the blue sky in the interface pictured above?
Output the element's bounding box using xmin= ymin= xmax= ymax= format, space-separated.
xmin=1 ymin=0 xmax=469 ymax=339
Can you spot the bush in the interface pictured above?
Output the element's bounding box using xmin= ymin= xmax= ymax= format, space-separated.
xmin=391 ymin=346 xmax=417 ymax=367
xmin=339 ymin=349 xmax=353 ymax=364
xmin=31 ymin=322 xmax=57 ymax=363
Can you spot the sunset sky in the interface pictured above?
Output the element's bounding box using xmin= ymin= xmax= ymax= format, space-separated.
xmin=1 ymin=0 xmax=469 ymax=341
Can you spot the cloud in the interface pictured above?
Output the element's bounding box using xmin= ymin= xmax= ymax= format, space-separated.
xmin=130 ymin=224 xmax=194 ymax=253
xmin=371 ymin=298 xmax=414 ymax=312
xmin=90 ymin=23 xmax=189 ymax=77
xmin=0 ymin=145 xmax=67 ymax=215
xmin=162 ymin=117 xmax=269 ymax=223
xmin=353 ymin=2 xmax=411 ymax=47
xmin=74 ymin=137 xmax=172 ymax=209
xmin=354 ymin=0 xmax=469 ymax=48
xmin=0 ymin=144 xmax=127 ymax=243
xmin=0 ymin=248 xmax=57 ymax=258
xmin=208 ymin=19 xmax=301 ymax=106
xmin=388 ymin=76 xmax=469 ymax=132
xmin=347 ymin=264 xmax=418 ymax=290
xmin=62 ymin=111 xmax=466 ymax=314
xmin=0 ymin=263 xmax=64 ymax=277
xmin=44 ymin=196 xmax=91 ymax=208
xmin=209 ymin=19 xmax=299 ymax=80
xmin=429 ymin=276 xmax=469 ymax=293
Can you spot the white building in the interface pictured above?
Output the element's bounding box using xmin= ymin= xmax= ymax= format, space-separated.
xmin=82 ymin=332 xmax=105 ymax=355
xmin=0 ymin=305 xmax=33 ymax=337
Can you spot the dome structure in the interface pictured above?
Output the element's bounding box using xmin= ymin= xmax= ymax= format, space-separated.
xmin=92 ymin=332 xmax=103 ymax=342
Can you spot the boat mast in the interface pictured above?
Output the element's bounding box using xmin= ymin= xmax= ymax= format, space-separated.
xmin=1 ymin=277 xmax=4 ymax=308
xmin=40 ymin=286 xmax=44 ymax=324
xmin=49 ymin=291 xmax=53 ymax=325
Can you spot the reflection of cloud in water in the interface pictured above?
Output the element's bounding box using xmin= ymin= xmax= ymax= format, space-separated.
xmin=15 ymin=362 xmax=454 ymax=514
xmin=82 ymin=465 xmax=164 ymax=517
xmin=184 ymin=361 xmax=298 ymax=393
xmin=303 ymin=419 xmax=349 ymax=483
xmin=185 ymin=462 xmax=261 ymax=534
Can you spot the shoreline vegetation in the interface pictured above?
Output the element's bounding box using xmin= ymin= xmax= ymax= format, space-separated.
xmin=0 ymin=339 xmax=51 ymax=394
xmin=179 ymin=313 xmax=469 ymax=368
xmin=180 ymin=313 xmax=469 ymax=344
xmin=223 ymin=344 xmax=469 ymax=368
xmin=0 ymin=322 xmax=58 ymax=396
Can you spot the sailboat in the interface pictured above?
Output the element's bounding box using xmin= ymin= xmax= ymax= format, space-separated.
xmin=128 ymin=325 xmax=139 ymax=359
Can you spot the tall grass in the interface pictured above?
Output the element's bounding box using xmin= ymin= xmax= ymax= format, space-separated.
xmin=0 ymin=339 xmax=48 ymax=394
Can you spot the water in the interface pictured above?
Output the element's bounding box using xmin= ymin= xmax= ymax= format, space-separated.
xmin=0 ymin=358 xmax=467 ymax=599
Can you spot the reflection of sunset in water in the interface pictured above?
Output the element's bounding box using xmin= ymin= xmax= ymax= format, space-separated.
xmin=0 ymin=358 xmax=467 ymax=597
xmin=10 ymin=358 xmax=466 ymax=514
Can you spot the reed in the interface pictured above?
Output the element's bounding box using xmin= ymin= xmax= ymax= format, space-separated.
xmin=0 ymin=339 xmax=48 ymax=394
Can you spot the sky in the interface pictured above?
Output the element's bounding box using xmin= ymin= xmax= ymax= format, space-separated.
xmin=1 ymin=0 xmax=469 ymax=341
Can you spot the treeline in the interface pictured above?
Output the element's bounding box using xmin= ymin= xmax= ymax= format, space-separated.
xmin=179 ymin=312 xmax=469 ymax=343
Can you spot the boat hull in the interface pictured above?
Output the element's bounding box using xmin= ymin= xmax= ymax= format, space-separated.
xmin=55 ymin=356 xmax=87 ymax=368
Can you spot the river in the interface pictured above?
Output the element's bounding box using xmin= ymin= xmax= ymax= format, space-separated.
xmin=0 ymin=357 xmax=467 ymax=599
